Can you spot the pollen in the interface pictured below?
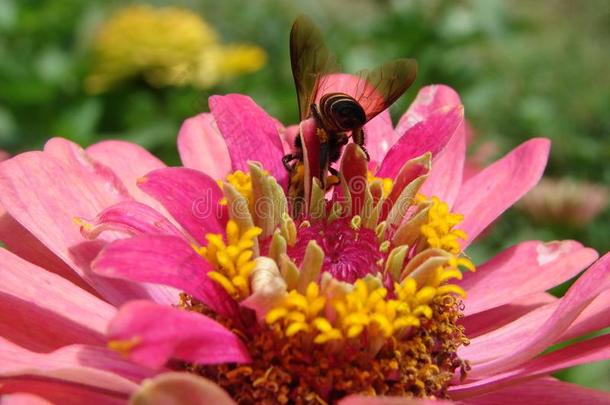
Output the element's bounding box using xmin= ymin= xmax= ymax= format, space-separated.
xmin=419 ymin=196 xmax=468 ymax=254
xmin=265 ymin=282 xmax=327 ymax=339
xmin=266 ymin=264 xmax=467 ymax=345
xmin=191 ymin=294 xmax=468 ymax=403
xmin=217 ymin=170 xmax=258 ymax=207
xmin=198 ymin=219 xmax=262 ymax=300
xmin=107 ymin=336 xmax=141 ymax=357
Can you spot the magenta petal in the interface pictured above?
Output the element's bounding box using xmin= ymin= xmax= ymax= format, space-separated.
xmin=0 ymin=148 xmax=174 ymax=306
xmin=452 ymin=334 xmax=610 ymax=400
xmin=108 ymin=301 xmax=250 ymax=369
xmin=453 ymin=138 xmax=551 ymax=248
xmin=138 ymin=167 xmax=224 ymax=245
xmin=0 ymin=338 xmax=153 ymax=395
xmin=130 ymin=372 xmax=236 ymax=405
xmin=340 ymin=144 xmax=369 ymax=215
xmin=460 ymin=240 xmax=598 ymax=315
xmin=460 ymin=378 xmax=610 ymax=405
xmin=463 ymin=253 xmax=610 ymax=377
xmin=395 ymin=85 xmax=462 ymax=137
xmin=78 ymin=201 xmax=185 ymax=240
xmin=363 ymin=109 xmax=394 ymax=164
xmin=377 ymin=106 xmax=463 ymax=179
xmin=86 ymin=140 xmax=168 ymax=214
xmin=0 ymin=248 xmax=115 ymax=352
xmin=419 ymin=121 xmax=466 ymax=208
xmin=209 ymin=94 xmax=287 ymax=186
xmin=177 ymin=113 xmax=232 ymax=179
xmin=92 ymin=234 xmax=237 ymax=318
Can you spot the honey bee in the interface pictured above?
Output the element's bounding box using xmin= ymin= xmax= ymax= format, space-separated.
xmin=283 ymin=16 xmax=417 ymax=202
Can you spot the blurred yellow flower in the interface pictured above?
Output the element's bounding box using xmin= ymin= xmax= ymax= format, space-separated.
xmin=86 ymin=5 xmax=266 ymax=93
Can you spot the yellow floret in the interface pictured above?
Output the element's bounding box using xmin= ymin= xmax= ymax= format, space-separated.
xmin=198 ymin=219 xmax=262 ymax=300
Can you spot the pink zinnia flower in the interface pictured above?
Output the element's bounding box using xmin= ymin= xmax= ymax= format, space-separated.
xmin=518 ymin=177 xmax=608 ymax=227
xmin=0 ymin=87 xmax=608 ymax=404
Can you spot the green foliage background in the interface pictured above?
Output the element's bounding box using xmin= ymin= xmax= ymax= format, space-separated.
xmin=0 ymin=0 xmax=608 ymax=390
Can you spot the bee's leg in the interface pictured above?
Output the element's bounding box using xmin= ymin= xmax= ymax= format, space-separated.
xmin=337 ymin=133 xmax=349 ymax=146
xmin=282 ymin=154 xmax=296 ymax=171
xmin=352 ymin=127 xmax=370 ymax=161
xmin=319 ymin=140 xmax=329 ymax=189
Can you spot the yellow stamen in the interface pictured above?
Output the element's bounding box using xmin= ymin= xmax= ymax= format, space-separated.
xmin=198 ymin=219 xmax=262 ymax=300
xmin=217 ymin=170 xmax=263 ymax=208
xmin=419 ymin=196 xmax=468 ymax=254
xmin=367 ymin=170 xmax=394 ymax=198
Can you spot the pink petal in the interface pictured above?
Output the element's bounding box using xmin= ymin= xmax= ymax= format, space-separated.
xmin=209 ymin=94 xmax=287 ymax=186
xmin=395 ymin=85 xmax=462 ymax=137
xmin=462 ymin=253 xmax=610 ymax=377
xmin=78 ymin=201 xmax=185 ymax=241
xmin=177 ymin=113 xmax=232 ymax=179
xmin=0 ymin=382 xmax=124 ymax=405
xmin=0 ymin=338 xmax=153 ymax=395
xmin=92 ymin=234 xmax=237 ymax=318
xmin=453 ymin=138 xmax=551 ymax=248
xmin=377 ymin=106 xmax=464 ymax=179
xmin=559 ymin=289 xmax=610 ymax=342
xmin=108 ymin=301 xmax=250 ymax=369
xmin=460 ymin=240 xmax=598 ymax=315
xmin=419 ymin=120 xmax=466 ymax=208
xmin=85 ymin=140 xmax=168 ymax=214
xmin=363 ymin=109 xmax=394 ymax=164
xmin=0 ymin=248 xmax=115 ymax=352
xmin=0 ymin=209 xmax=96 ymax=294
xmin=129 ymin=372 xmax=236 ymax=405
xmin=43 ymin=138 xmax=131 ymax=200
xmin=461 ymin=378 xmax=610 ymax=405
xmin=340 ymin=396 xmax=454 ymax=404
xmin=137 ymin=167 xmax=225 ymax=245
xmin=0 ymin=147 xmax=174 ymax=306
xmin=0 ymin=393 xmax=54 ymax=405
xmin=460 ymin=293 xmax=556 ymax=339
xmin=452 ymin=333 xmax=610 ymax=400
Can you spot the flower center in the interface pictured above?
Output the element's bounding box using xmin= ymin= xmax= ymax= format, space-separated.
xmin=287 ymin=217 xmax=383 ymax=283
xmin=181 ymin=165 xmax=474 ymax=403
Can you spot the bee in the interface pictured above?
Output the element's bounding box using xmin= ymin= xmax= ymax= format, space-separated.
xmin=283 ymin=16 xmax=417 ymax=202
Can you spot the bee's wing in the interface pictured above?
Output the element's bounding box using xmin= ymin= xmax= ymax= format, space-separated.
xmin=290 ymin=16 xmax=340 ymax=120
xmin=352 ymin=58 xmax=417 ymax=122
